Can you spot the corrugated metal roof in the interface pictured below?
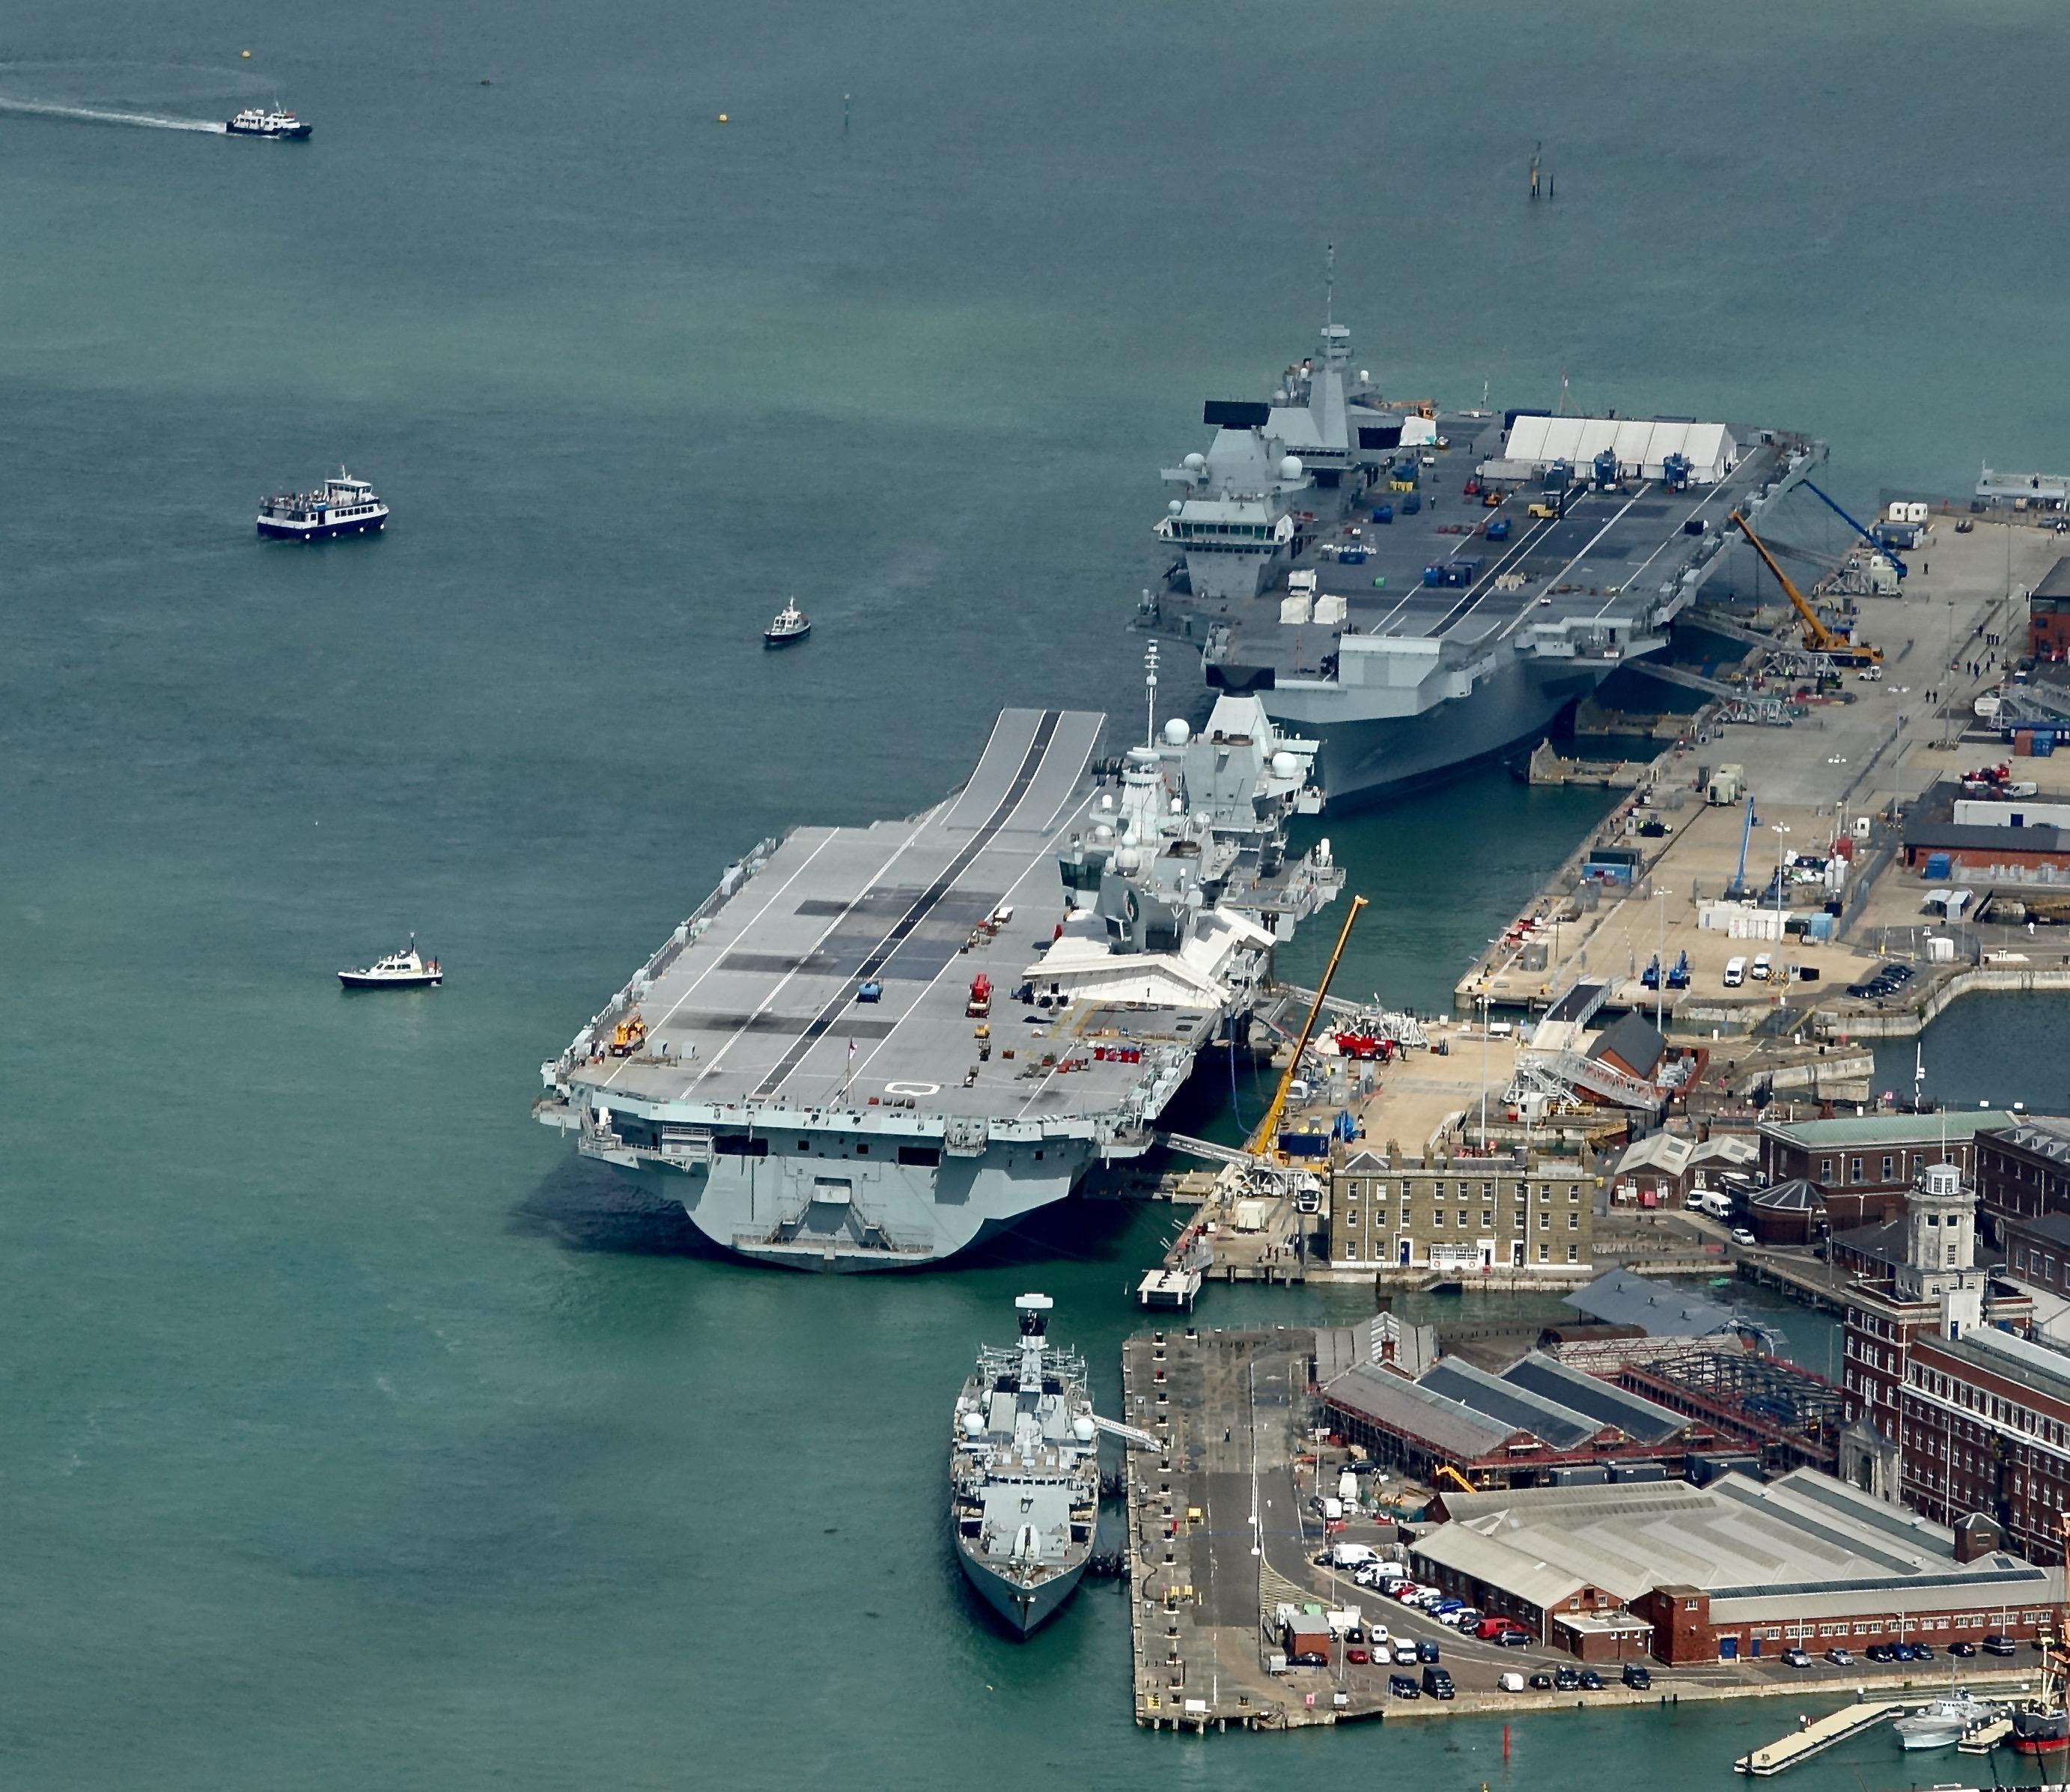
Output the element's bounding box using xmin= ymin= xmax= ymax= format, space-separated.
xmin=1323 ymin=1363 xmax=1516 ymax=1457
xmin=1500 ymin=1353 xmax=1687 ymax=1444
xmin=1419 ymin=1359 xmax=1598 ymax=1451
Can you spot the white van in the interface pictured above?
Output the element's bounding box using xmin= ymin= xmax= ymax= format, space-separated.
xmin=1723 ymin=956 xmax=1747 ymax=987
xmin=1696 ymin=1190 xmax=1733 ymax=1221
xmin=1751 ymin=953 xmax=1773 ymax=982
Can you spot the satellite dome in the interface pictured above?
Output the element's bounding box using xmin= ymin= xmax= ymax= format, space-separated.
xmin=1099 ymin=793 xmax=1115 ymax=811
xmin=1114 ymin=845 xmax=1142 ymax=875
xmin=1092 ymin=821 xmax=1115 ymax=843
xmin=1167 ymin=499 xmax=1184 ymax=516
xmin=1162 ymin=717 xmax=1191 ymax=746
xmin=1279 ymin=455 xmax=1303 ymax=481
xmin=962 ymin=1410 xmax=986 ymax=1439
xmin=1072 ymin=1414 xmax=1097 ymax=1443
xmin=1183 ymin=452 xmax=1205 ymax=472
xmin=1270 ymin=750 xmax=1300 ymax=780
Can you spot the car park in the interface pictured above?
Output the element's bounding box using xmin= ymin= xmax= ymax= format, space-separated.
xmin=1782 ymin=1648 xmax=1811 ymax=1668
xmin=1825 ymin=1648 xmax=1855 ymax=1665
xmin=1389 ymin=1674 xmax=1420 ymax=1698
xmin=1622 ymin=1664 xmax=1652 ymax=1689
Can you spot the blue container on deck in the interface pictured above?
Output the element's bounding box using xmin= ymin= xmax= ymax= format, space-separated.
xmin=1924 ymin=853 xmax=1951 ymax=880
xmin=1422 ymin=564 xmax=1444 ymax=587
xmin=1340 ymin=548 xmax=1366 ymax=564
xmin=1372 ymin=505 xmax=1393 ymax=524
xmin=1593 ymin=449 xmax=1619 ymax=487
xmin=1278 ymin=1130 xmax=1330 ymax=1159
xmin=1401 ymin=493 xmax=1421 ymax=514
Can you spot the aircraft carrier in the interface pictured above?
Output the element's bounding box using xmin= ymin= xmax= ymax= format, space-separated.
xmin=1139 ymin=311 xmax=1826 ymax=805
xmin=535 ymin=692 xmax=1342 ymax=1270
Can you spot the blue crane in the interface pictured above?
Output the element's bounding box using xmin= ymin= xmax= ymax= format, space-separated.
xmin=1803 ymin=478 xmax=1908 ymax=580
xmin=1724 ymin=795 xmax=1758 ymax=900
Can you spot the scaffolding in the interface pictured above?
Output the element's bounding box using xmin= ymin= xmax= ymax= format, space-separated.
xmin=1619 ymin=1347 xmax=1842 ymax=1473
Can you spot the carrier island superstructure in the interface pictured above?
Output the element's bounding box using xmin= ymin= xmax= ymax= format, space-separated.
xmin=535 ymin=695 xmax=1342 ymax=1270
xmin=1140 ymin=314 xmax=1827 ymax=805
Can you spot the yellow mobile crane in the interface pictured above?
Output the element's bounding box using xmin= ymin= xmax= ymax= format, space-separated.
xmin=1729 ymin=510 xmax=1882 ymax=668
xmin=1245 ymin=895 xmax=1369 ymax=1162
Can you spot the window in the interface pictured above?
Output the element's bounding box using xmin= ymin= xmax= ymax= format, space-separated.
xmin=1566 ymin=1244 xmax=1578 ymax=1263
xmin=1883 ymin=1155 xmax=1896 ymax=1180
xmin=1821 ymin=1157 xmax=1833 ymax=1180
xmin=1538 ymin=1213 xmax=1550 ymax=1230
xmin=1538 ymin=1243 xmax=1550 ymax=1263
xmin=1568 ymin=1212 xmax=1580 ymax=1231
xmin=1431 ymin=1210 xmax=1445 ymax=1228
xmin=1457 ymin=1210 xmax=1467 ymax=1229
xmin=1568 ymin=1185 xmax=1580 ymax=1204
xmin=1514 ymin=1210 xmax=1526 ymax=1230
xmin=1482 ymin=1210 xmax=1494 ymax=1229
xmin=1482 ymin=1182 xmax=1494 ymax=1200
xmin=1538 ymin=1185 xmax=1551 ymax=1202
xmin=1851 ymin=1156 xmax=1863 ymax=1183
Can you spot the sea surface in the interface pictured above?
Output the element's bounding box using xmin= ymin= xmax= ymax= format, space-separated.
xmin=6 ymin=0 xmax=2070 ymax=1785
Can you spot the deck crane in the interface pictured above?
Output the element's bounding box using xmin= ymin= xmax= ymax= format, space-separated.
xmin=1803 ymin=479 xmax=1908 ymax=581
xmin=1729 ymin=510 xmax=1882 ymax=668
xmin=1246 ymin=895 xmax=1369 ymax=1162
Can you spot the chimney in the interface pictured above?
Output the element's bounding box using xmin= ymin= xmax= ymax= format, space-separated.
xmin=1953 ymin=1513 xmax=2003 ymax=1564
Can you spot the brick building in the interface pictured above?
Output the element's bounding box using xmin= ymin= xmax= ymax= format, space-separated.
xmin=1411 ymin=1471 xmax=2061 ymax=1664
xmin=2031 ymin=555 xmax=2070 ymax=659
xmin=1760 ymin=1112 xmax=2017 ymax=1228
xmin=1326 ymin=1151 xmax=1594 ymax=1273
xmin=1975 ymin=1117 xmax=2070 ymax=1231
xmin=1607 ymin=1131 xmax=1760 ymax=1207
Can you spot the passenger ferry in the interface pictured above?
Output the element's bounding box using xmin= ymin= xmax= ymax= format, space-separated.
xmin=226 ymin=106 xmax=311 ymax=139
xmin=257 ymin=469 xmax=389 ymax=541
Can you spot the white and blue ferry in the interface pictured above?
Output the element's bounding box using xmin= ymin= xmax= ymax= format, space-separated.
xmin=256 ymin=469 xmax=389 ymax=541
xmin=227 ymin=106 xmax=311 ymax=140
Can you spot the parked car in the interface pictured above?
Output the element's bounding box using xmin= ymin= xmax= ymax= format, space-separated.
xmin=1344 ymin=1624 xmax=1365 ymax=1645
xmin=1393 ymin=1643 xmax=1419 ymax=1665
xmin=1367 ymin=1624 xmax=1390 ymax=1647
xmin=1433 ymin=1597 xmax=1465 ymax=1617
xmin=1622 ymin=1663 xmax=1652 ymax=1689
xmin=1891 ymin=1643 xmax=1917 ymax=1662
xmin=1416 ymin=1639 xmax=1442 ymax=1663
xmin=1949 ymin=1640 xmax=1977 ymax=1658
xmin=1494 ymin=1628 xmax=1531 ymax=1648
xmin=1452 ymin=1608 xmax=1482 ymax=1629
xmin=1346 ymin=1646 xmax=1370 ymax=1665
xmin=1389 ymin=1674 xmax=1421 ymax=1698
xmin=1825 ymin=1648 xmax=1856 ymax=1665
xmin=1422 ymin=1666 xmax=1455 ymax=1700
xmin=1529 ymin=1671 xmax=1554 ymax=1689
xmin=1782 ymin=1648 xmax=1812 ymax=1668
xmin=1577 ymin=1669 xmax=1604 ymax=1690
xmin=1479 ymin=1616 xmax=1528 ymax=1642
xmin=1864 ymin=1644 xmax=1894 ymax=1663
xmin=1553 ymin=1667 xmax=1581 ymax=1691
xmin=1983 ymin=1634 xmax=2020 ymax=1657
xmin=1291 ymin=1651 xmax=1327 ymax=1667
xmin=1914 ymin=1643 xmax=1937 ymax=1660
xmin=1732 ymin=1227 xmax=1757 ymax=1246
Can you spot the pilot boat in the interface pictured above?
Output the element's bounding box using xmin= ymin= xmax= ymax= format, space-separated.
xmin=764 ymin=600 xmax=811 ymax=647
xmin=338 ymin=939 xmax=442 ymax=990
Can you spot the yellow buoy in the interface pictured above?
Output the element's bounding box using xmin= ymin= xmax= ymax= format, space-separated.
xmin=241 ymin=49 xmax=252 ymax=58
xmin=716 ymin=113 xmax=728 ymax=124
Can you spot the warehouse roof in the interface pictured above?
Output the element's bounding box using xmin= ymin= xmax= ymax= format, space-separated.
xmin=1500 ymin=1353 xmax=1688 ymax=1444
xmin=1415 ymin=1469 xmax=2057 ymax=1619
xmin=1420 ymin=1359 xmax=1600 ymax=1451
xmin=1324 ymin=1363 xmax=1517 ymax=1458
xmin=1564 ymin=1269 xmax=1739 ymax=1337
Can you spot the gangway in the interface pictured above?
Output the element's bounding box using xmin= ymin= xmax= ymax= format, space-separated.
xmin=1512 ymin=1046 xmax=1661 ymax=1111
xmin=1627 ymin=660 xmax=1744 ymax=701
xmin=1094 ymin=1413 xmax=1162 ymax=1449
xmin=1542 ymin=978 xmax=1608 ymax=1027
xmin=1156 ymin=1132 xmax=1258 ymax=1169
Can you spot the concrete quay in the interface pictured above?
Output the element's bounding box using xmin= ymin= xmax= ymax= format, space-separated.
xmin=1455 ymin=518 xmax=2069 ymax=1055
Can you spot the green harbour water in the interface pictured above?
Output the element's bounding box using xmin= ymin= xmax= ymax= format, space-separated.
xmin=6 ymin=0 xmax=2070 ymax=1785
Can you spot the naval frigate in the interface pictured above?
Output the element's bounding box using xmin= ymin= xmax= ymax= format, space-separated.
xmin=949 ymin=1293 xmax=1098 ymax=1636
xmin=1141 ymin=308 xmax=1824 ymax=805
xmin=535 ymin=687 xmax=1342 ymax=1270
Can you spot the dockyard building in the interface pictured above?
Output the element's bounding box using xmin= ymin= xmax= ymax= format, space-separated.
xmin=1410 ymin=1469 xmax=2063 ymax=1664
xmin=1759 ymin=1112 xmax=2018 ymax=1228
xmin=1324 ymin=1151 xmax=1595 ymax=1274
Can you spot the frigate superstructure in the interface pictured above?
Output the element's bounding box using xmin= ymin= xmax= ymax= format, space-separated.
xmin=535 ymin=692 xmax=1342 ymax=1270
xmin=1141 ymin=311 xmax=1824 ymax=805
xmin=949 ymin=1293 xmax=1098 ymax=1636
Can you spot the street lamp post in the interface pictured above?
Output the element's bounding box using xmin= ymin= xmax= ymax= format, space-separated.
xmin=1655 ymin=884 xmax=1672 ymax=1034
xmin=1771 ymin=825 xmax=1791 ymax=962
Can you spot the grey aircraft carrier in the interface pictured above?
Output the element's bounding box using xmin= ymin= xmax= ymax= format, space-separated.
xmin=1139 ymin=311 xmax=1826 ymax=805
xmin=536 ymin=693 xmax=1342 ymax=1270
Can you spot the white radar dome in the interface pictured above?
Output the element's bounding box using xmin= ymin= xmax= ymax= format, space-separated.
xmin=1279 ymin=455 xmax=1303 ymax=481
xmin=1270 ymin=750 xmax=1300 ymax=780
xmin=1167 ymin=499 xmax=1184 ymax=516
xmin=1163 ymin=717 xmax=1192 ymax=746
xmin=1073 ymin=1415 xmax=1097 ymax=1443
xmin=1183 ymin=452 xmax=1205 ymax=472
xmin=962 ymin=1410 xmax=986 ymax=1439
xmin=1092 ymin=821 xmax=1115 ymax=843
xmin=1114 ymin=846 xmax=1142 ymax=875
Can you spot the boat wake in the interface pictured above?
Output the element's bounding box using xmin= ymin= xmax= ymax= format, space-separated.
xmin=0 ymin=97 xmax=225 ymax=132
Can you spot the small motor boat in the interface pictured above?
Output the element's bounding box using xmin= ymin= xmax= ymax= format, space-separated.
xmin=339 ymin=937 xmax=442 ymax=990
xmin=764 ymin=600 xmax=811 ymax=647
